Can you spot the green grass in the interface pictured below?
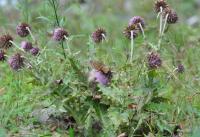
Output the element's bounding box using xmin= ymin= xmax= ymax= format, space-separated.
xmin=0 ymin=0 xmax=200 ymax=136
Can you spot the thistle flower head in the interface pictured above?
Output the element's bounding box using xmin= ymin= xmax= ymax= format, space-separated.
xmin=30 ymin=47 xmax=39 ymax=56
xmin=147 ymin=52 xmax=162 ymax=69
xmin=21 ymin=41 xmax=33 ymax=52
xmin=8 ymin=53 xmax=24 ymax=71
xmin=177 ymin=64 xmax=184 ymax=73
xmin=0 ymin=50 xmax=6 ymax=61
xmin=16 ymin=23 xmax=31 ymax=37
xmin=91 ymin=28 xmax=106 ymax=43
xmin=154 ymin=0 xmax=169 ymax=13
xmin=128 ymin=16 xmax=145 ymax=28
xmin=164 ymin=8 xmax=178 ymax=24
xmin=0 ymin=34 xmax=13 ymax=49
xmin=123 ymin=25 xmax=139 ymax=40
xmin=52 ymin=28 xmax=69 ymax=41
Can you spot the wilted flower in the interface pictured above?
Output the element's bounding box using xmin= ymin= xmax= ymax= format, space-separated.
xmin=0 ymin=50 xmax=6 ymax=61
xmin=21 ymin=41 xmax=33 ymax=52
xmin=8 ymin=53 xmax=24 ymax=71
xmin=16 ymin=23 xmax=31 ymax=37
xmin=52 ymin=28 xmax=69 ymax=41
xmin=128 ymin=16 xmax=145 ymax=29
xmin=123 ymin=25 xmax=139 ymax=40
xmin=30 ymin=47 xmax=39 ymax=56
xmin=91 ymin=28 xmax=106 ymax=43
xmin=147 ymin=52 xmax=162 ymax=69
xmin=177 ymin=64 xmax=184 ymax=73
xmin=0 ymin=34 xmax=13 ymax=49
xmin=164 ymin=8 xmax=178 ymax=24
xmin=154 ymin=0 xmax=169 ymax=13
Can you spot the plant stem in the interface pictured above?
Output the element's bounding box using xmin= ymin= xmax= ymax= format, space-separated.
xmin=130 ymin=30 xmax=134 ymax=62
xmin=26 ymin=27 xmax=35 ymax=42
xmin=49 ymin=0 xmax=66 ymax=59
xmin=158 ymin=13 xmax=169 ymax=50
xmin=9 ymin=41 xmax=24 ymax=52
xmin=161 ymin=14 xmax=169 ymax=36
xmin=139 ymin=23 xmax=145 ymax=39
xmin=51 ymin=0 xmax=60 ymax=26
xmin=159 ymin=7 xmax=163 ymax=36
xmin=64 ymin=36 xmax=72 ymax=55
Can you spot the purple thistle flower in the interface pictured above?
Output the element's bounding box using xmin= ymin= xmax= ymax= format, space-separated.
xmin=8 ymin=53 xmax=24 ymax=71
xmin=128 ymin=16 xmax=145 ymax=29
xmin=0 ymin=50 xmax=6 ymax=61
xmin=16 ymin=23 xmax=31 ymax=37
xmin=147 ymin=52 xmax=162 ymax=69
xmin=123 ymin=25 xmax=139 ymax=40
xmin=89 ymin=69 xmax=110 ymax=86
xmin=21 ymin=41 xmax=33 ymax=52
xmin=177 ymin=64 xmax=184 ymax=73
xmin=30 ymin=47 xmax=40 ymax=56
xmin=52 ymin=28 xmax=69 ymax=41
xmin=91 ymin=28 xmax=106 ymax=43
xmin=154 ymin=0 xmax=169 ymax=13
xmin=0 ymin=34 xmax=13 ymax=49
xmin=164 ymin=8 xmax=178 ymax=24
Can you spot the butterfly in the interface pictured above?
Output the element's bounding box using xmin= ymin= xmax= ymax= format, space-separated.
xmin=90 ymin=60 xmax=111 ymax=74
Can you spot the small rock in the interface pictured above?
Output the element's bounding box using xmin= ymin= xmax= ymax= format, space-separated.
xmin=187 ymin=16 xmax=200 ymax=27
xmin=31 ymin=107 xmax=56 ymax=124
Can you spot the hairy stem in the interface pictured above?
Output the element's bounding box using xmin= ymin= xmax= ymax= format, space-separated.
xmin=139 ymin=23 xmax=145 ymax=39
xmin=159 ymin=7 xmax=163 ymax=36
xmin=130 ymin=30 xmax=134 ymax=62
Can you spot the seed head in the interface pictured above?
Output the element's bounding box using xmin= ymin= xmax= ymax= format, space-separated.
xmin=21 ymin=41 xmax=33 ymax=52
xmin=164 ymin=8 xmax=178 ymax=24
xmin=123 ymin=25 xmax=139 ymax=40
xmin=147 ymin=52 xmax=162 ymax=69
xmin=52 ymin=28 xmax=69 ymax=41
xmin=128 ymin=16 xmax=145 ymax=29
xmin=30 ymin=47 xmax=40 ymax=56
xmin=91 ymin=28 xmax=106 ymax=43
xmin=0 ymin=50 xmax=6 ymax=61
xmin=16 ymin=23 xmax=31 ymax=37
xmin=8 ymin=53 xmax=24 ymax=71
xmin=0 ymin=34 xmax=13 ymax=49
xmin=154 ymin=0 xmax=169 ymax=13
xmin=177 ymin=64 xmax=184 ymax=73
